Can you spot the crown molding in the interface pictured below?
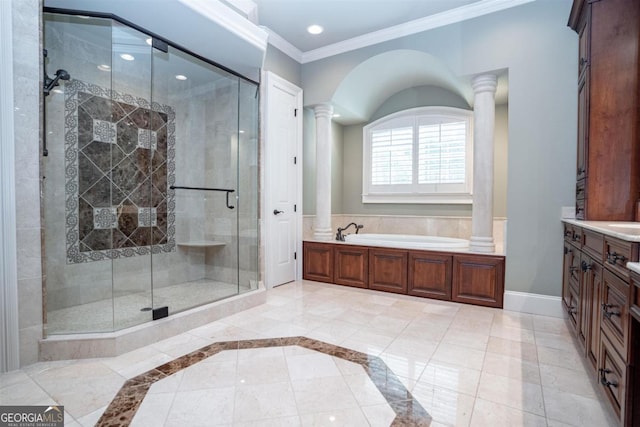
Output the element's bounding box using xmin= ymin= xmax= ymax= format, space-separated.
xmin=262 ymin=27 xmax=303 ymax=63
xmin=298 ymin=0 xmax=535 ymax=63
xmin=178 ymin=0 xmax=268 ymax=51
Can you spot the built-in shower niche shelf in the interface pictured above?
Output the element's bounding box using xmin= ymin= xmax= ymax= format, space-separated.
xmin=176 ymin=240 xmax=226 ymax=248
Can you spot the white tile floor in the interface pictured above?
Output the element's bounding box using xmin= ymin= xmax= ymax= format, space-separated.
xmin=1 ymin=280 xmax=618 ymax=426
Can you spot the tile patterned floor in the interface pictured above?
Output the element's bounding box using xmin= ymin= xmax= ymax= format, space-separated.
xmin=1 ymin=280 xmax=619 ymax=426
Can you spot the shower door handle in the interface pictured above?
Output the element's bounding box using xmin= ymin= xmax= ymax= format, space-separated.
xmin=273 ymin=209 xmax=284 ymax=215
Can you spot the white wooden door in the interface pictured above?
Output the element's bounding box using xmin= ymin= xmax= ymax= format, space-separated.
xmin=264 ymin=72 xmax=302 ymax=288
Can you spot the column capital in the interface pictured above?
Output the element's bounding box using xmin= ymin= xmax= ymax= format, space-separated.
xmin=471 ymin=74 xmax=497 ymax=95
xmin=313 ymin=103 xmax=334 ymax=119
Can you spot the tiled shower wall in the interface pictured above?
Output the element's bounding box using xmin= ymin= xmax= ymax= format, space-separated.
xmin=43 ymin=17 xmax=254 ymax=317
xmin=13 ymin=0 xmax=43 ymax=367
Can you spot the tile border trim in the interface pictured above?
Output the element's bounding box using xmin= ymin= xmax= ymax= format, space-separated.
xmin=96 ymin=336 xmax=431 ymax=426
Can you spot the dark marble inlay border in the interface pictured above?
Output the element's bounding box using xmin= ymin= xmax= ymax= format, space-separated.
xmin=96 ymin=336 xmax=431 ymax=426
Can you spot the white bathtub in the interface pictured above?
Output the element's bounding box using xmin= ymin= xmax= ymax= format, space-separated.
xmin=344 ymin=233 xmax=469 ymax=250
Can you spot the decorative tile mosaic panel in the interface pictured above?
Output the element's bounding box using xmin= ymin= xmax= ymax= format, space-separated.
xmin=64 ymin=79 xmax=176 ymax=263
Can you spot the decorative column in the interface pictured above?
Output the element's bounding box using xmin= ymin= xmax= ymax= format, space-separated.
xmin=470 ymin=74 xmax=498 ymax=253
xmin=313 ymin=103 xmax=333 ymax=241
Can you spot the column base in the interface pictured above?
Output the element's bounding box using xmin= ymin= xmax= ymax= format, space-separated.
xmin=469 ymin=236 xmax=495 ymax=253
xmin=313 ymin=228 xmax=333 ymax=241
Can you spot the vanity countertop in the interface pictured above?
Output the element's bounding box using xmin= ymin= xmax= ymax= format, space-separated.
xmin=562 ymin=219 xmax=640 ymax=242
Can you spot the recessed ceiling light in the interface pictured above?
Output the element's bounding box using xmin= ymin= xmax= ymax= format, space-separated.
xmin=239 ymin=130 xmax=245 ymax=134
xmin=145 ymin=38 xmax=152 ymax=46
xmin=120 ymin=53 xmax=135 ymax=61
xmin=307 ymin=24 xmax=324 ymax=35
xmin=97 ymin=64 xmax=111 ymax=71
xmin=175 ymin=74 xmax=187 ymax=81
xmin=332 ymin=113 xmax=341 ymax=118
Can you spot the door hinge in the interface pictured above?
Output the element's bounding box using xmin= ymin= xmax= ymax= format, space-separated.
xmin=294 ymin=204 xmax=297 ymax=212
xmin=294 ymin=108 xmax=298 ymax=117
xmin=294 ymin=252 xmax=297 ymax=260
xmin=294 ymin=156 xmax=297 ymax=164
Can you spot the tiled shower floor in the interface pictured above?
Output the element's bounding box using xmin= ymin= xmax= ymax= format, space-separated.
xmin=46 ymin=279 xmax=251 ymax=334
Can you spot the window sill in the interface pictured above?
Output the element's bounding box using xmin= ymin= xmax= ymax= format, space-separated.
xmin=362 ymin=193 xmax=472 ymax=204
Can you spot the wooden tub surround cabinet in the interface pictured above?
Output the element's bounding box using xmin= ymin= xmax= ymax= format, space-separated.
xmin=303 ymin=241 xmax=505 ymax=308
xmin=561 ymin=220 xmax=640 ymax=426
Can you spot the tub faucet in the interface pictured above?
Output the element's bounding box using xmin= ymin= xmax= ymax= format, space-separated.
xmin=336 ymin=222 xmax=363 ymax=241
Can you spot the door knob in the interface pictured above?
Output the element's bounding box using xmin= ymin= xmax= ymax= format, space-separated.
xmin=273 ymin=209 xmax=284 ymax=215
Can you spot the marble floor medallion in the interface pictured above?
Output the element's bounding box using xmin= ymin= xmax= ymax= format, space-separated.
xmin=96 ymin=336 xmax=431 ymax=426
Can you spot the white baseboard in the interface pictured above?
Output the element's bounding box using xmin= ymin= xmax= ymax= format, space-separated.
xmin=503 ymin=291 xmax=564 ymax=318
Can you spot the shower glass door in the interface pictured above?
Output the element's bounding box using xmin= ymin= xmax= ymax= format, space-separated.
xmin=148 ymin=44 xmax=241 ymax=315
xmin=109 ymin=21 xmax=154 ymax=330
xmin=43 ymin=11 xmax=259 ymax=335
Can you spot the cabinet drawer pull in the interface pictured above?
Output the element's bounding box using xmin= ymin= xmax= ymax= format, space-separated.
xmin=581 ymin=260 xmax=592 ymax=272
xmin=572 ymin=234 xmax=581 ymax=242
xmin=564 ymin=246 xmax=572 ymax=255
xmin=569 ymin=306 xmax=577 ymax=315
xmin=580 ymin=57 xmax=588 ymax=67
xmin=601 ymin=303 xmax=621 ymax=319
xmin=564 ymin=230 xmax=572 ymax=238
xmin=606 ymin=251 xmax=626 ymax=265
xmin=599 ymin=368 xmax=618 ymax=388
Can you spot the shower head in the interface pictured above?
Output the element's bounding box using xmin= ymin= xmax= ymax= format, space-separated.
xmin=44 ymin=68 xmax=71 ymax=96
xmin=56 ymin=69 xmax=70 ymax=81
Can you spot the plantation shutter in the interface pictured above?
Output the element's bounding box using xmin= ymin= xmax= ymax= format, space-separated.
xmin=370 ymin=126 xmax=413 ymax=185
xmin=418 ymin=121 xmax=466 ymax=185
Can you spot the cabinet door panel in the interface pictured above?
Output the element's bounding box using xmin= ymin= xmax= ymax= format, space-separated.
xmin=408 ymin=251 xmax=451 ymax=300
xmin=303 ymin=242 xmax=333 ymax=283
xmin=452 ymin=255 xmax=504 ymax=308
xmin=334 ymin=246 xmax=368 ymax=288
xmin=369 ymin=248 xmax=407 ymax=294
xmin=601 ymin=269 xmax=629 ymax=360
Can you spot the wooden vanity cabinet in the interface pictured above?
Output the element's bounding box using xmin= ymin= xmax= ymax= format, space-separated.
xmin=407 ymin=251 xmax=452 ymax=300
xmin=561 ymin=222 xmax=640 ymax=425
xmin=334 ymin=245 xmax=368 ymax=289
xmin=568 ymin=0 xmax=640 ymax=221
xmin=302 ymin=241 xmax=333 ymax=283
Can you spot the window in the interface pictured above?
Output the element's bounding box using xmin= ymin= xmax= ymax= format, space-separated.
xmin=363 ymin=107 xmax=473 ymax=204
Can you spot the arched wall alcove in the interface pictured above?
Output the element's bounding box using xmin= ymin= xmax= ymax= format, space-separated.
xmin=325 ymin=49 xmax=473 ymax=125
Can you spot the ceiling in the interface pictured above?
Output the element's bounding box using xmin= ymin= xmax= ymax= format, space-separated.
xmin=246 ymin=0 xmax=533 ymax=62
xmin=252 ymin=0 xmax=482 ymax=52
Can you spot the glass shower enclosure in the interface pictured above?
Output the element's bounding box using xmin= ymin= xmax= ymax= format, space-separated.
xmin=43 ymin=12 xmax=259 ymax=334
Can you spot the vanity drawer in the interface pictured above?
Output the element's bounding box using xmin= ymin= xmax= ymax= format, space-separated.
xmin=570 ymin=225 xmax=584 ymax=247
xmin=599 ymin=333 xmax=627 ymax=422
xmin=604 ymin=236 xmax=638 ymax=281
xmin=582 ymin=229 xmax=603 ymax=260
xmin=601 ymin=269 xmax=630 ymax=361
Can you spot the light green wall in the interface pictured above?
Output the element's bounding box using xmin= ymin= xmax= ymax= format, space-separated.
xmin=263 ymin=45 xmax=302 ymax=87
xmin=370 ymin=85 xmax=470 ymax=122
xmin=299 ymin=0 xmax=577 ymax=297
